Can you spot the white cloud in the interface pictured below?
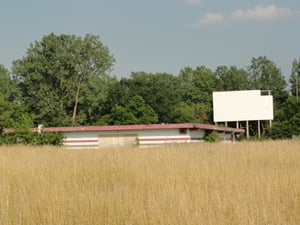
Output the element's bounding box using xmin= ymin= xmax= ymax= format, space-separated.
xmin=190 ymin=5 xmax=300 ymax=28
xmin=192 ymin=12 xmax=224 ymax=27
xmin=184 ymin=0 xmax=203 ymax=5
xmin=230 ymin=5 xmax=298 ymax=22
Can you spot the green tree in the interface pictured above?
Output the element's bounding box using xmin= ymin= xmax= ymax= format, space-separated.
xmin=6 ymin=105 xmax=35 ymax=130
xmin=191 ymin=102 xmax=212 ymax=123
xmin=170 ymin=102 xmax=210 ymax=123
xmin=77 ymin=75 xmax=117 ymax=125
xmin=0 ymin=65 xmax=11 ymax=99
xmin=69 ymin=34 xmax=115 ymax=125
xmin=267 ymin=96 xmax=300 ymax=139
xmin=171 ymin=102 xmax=195 ymax=123
xmin=103 ymin=79 xmax=129 ymax=114
xmin=12 ymin=33 xmax=114 ymax=126
xmin=98 ymin=105 xmax=137 ymax=125
xmin=120 ymin=72 xmax=181 ymax=123
xmin=248 ymin=56 xmax=288 ymax=105
xmin=179 ymin=66 xmax=216 ymax=104
xmin=248 ymin=57 xmax=288 ymax=138
xmin=215 ymin=66 xmax=249 ymax=91
xmin=178 ymin=66 xmax=216 ymax=123
xmin=289 ymin=59 xmax=300 ymax=98
xmin=0 ymin=64 xmax=20 ymax=102
xmin=127 ymin=95 xmax=158 ymax=124
xmin=97 ymin=96 xmax=158 ymax=125
xmin=0 ymin=96 xmax=12 ymax=131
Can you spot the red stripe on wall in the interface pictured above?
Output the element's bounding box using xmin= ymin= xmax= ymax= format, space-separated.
xmin=138 ymin=137 xmax=191 ymax=142
xmin=64 ymin=139 xmax=98 ymax=143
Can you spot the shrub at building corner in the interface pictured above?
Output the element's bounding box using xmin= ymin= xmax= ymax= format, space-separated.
xmin=204 ymin=131 xmax=220 ymax=143
xmin=0 ymin=131 xmax=64 ymax=146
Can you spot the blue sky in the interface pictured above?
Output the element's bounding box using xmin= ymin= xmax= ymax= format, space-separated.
xmin=1 ymin=0 xmax=300 ymax=79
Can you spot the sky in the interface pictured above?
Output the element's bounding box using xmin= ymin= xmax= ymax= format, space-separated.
xmin=1 ymin=0 xmax=300 ymax=79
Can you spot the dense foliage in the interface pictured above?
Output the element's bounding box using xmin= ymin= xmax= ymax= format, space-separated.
xmin=204 ymin=131 xmax=220 ymax=143
xmin=0 ymin=131 xmax=63 ymax=146
xmin=12 ymin=33 xmax=115 ymax=126
xmin=0 ymin=33 xmax=299 ymax=141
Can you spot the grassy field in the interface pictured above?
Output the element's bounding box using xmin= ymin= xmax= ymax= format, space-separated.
xmin=0 ymin=140 xmax=299 ymax=225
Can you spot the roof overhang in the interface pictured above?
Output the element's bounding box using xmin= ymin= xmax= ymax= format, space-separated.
xmin=4 ymin=123 xmax=244 ymax=134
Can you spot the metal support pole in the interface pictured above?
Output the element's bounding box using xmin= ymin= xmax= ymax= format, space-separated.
xmin=258 ymin=120 xmax=261 ymax=139
xmin=246 ymin=120 xmax=249 ymax=140
xmin=232 ymin=132 xmax=235 ymax=142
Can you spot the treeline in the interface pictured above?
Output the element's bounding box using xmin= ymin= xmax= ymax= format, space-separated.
xmin=0 ymin=33 xmax=299 ymax=139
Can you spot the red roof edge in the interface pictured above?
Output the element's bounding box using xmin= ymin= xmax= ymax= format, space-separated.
xmin=3 ymin=123 xmax=244 ymax=134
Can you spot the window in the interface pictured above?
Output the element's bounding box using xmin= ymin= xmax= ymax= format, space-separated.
xmin=179 ymin=128 xmax=187 ymax=134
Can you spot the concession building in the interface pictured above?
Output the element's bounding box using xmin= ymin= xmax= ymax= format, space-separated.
xmin=32 ymin=123 xmax=244 ymax=148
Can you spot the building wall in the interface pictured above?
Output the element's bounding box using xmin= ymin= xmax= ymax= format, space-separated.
xmin=99 ymin=134 xmax=137 ymax=148
xmin=62 ymin=128 xmax=232 ymax=149
xmin=217 ymin=132 xmax=235 ymax=142
xmin=63 ymin=131 xmax=99 ymax=148
xmin=138 ymin=129 xmax=191 ymax=145
xmin=190 ymin=129 xmax=206 ymax=142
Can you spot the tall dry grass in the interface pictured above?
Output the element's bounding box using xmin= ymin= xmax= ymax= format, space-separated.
xmin=0 ymin=140 xmax=300 ymax=225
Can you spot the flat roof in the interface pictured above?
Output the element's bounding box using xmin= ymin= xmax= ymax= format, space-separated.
xmin=26 ymin=123 xmax=244 ymax=133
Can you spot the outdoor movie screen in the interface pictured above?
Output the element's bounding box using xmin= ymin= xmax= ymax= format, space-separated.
xmin=213 ymin=90 xmax=274 ymax=122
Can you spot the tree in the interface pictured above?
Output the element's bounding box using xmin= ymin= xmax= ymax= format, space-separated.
xmin=0 ymin=65 xmax=17 ymax=132
xmin=171 ymin=102 xmax=195 ymax=123
xmin=120 ymin=72 xmax=181 ymax=123
xmin=215 ymin=66 xmax=249 ymax=91
xmin=0 ymin=96 xmax=12 ymax=131
xmin=6 ymin=105 xmax=35 ymax=130
xmin=289 ymin=59 xmax=300 ymax=99
xmin=12 ymin=33 xmax=114 ymax=126
xmin=267 ymin=96 xmax=300 ymax=139
xmin=101 ymin=78 xmax=130 ymax=115
xmin=69 ymin=34 xmax=115 ymax=125
xmin=98 ymin=105 xmax=137 ymax=125
xmin=178 ymin=66 xmax=216 ymax=123
xmin=248 ymin=56 xmax=288 ymax=106
xmin=77 ymin=75 xmax=117 ymax=125
xmin=0 ymin=64 xmax=20 ymax=102
xmin=127 ymin=95 xmax=158 ymax=124
xmin=191 ymin=102 xmax=212 ymax=123
xmin=0 ymin=65 xmax=11 ymax=99
xmin=96 ymin=96 xmax=158 ymax=125
xmin=179 ymin=66 xmax=216 ymax=105
xmin=247 ymin=57 xmax=288 ymax=138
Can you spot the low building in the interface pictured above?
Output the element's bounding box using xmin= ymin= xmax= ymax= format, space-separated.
xmin=32 ymin=123 xmax=244 ymax=148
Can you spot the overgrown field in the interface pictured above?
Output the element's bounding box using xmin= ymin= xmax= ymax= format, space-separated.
xmin=0 ymin=140 xmax=300 ymax=225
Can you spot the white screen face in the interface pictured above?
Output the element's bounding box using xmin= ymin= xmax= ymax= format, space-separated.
xmin=213 ymin=90 xmax=273 ymax=122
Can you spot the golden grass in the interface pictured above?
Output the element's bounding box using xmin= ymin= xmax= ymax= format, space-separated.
xmin=0 ymin=140 xmax=300 ymax=225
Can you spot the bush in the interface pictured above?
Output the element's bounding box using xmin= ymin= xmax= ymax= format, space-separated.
xmin=33 ymin=132 xmax=64 ymax=146
xmin=0 ymin=131 xmax=64 ymax=146
xmin=204 ymin=131 xmax=220 ymax=143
